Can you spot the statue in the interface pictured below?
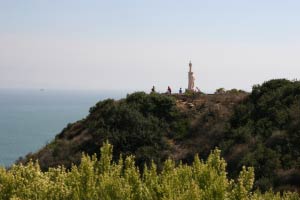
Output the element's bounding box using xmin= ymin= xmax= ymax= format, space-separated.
xmin=188 ymin=61 xmax=195 ymax=91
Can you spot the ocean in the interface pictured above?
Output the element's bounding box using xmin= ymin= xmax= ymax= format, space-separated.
xmin=0 ymin=89 xmax=129 ymax=167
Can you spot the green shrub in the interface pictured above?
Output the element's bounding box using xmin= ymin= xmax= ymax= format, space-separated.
xmin=222 ymin=79 xmax=300 ymax=191
xmin=1 ymin=142 xmax=299 ymax=200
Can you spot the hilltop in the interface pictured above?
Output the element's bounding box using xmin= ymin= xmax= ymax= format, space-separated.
xmin=19 ymin=79 xmax=300 ymax=192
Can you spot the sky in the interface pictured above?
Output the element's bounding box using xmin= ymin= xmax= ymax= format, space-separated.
xmin=1 ymin=0 xmax=300 ymax=92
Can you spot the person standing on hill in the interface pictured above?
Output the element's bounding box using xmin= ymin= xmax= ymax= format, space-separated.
xmin=179 ymin=87 xmax=182 ymax=94
xmin=167 ymin=86 xmax=172 ymax=94
xmin=151 ymin=86 xmax=156 ymax=93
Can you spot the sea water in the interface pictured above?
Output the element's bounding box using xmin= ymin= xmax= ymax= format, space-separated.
xmin=0 ymin=89 xmax=128 ymax=167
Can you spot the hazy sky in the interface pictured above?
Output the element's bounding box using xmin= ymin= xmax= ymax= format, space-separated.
xmin=1 ymin=0 xmax=300 ymax=92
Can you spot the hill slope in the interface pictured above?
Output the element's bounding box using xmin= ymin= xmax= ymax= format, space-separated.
xmin=19 ymin=79 xmax=300 ymax=191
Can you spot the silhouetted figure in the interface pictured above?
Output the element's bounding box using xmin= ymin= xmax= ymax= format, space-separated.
xmin=167 ymin=86 xmax=172 ymax=94
xmin=179 ymin=88 xmax=182 ymax=94
xmin=151 ymin=86 xmax=156 ymax=93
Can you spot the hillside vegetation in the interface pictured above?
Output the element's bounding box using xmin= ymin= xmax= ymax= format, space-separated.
xmin=2 ymin=142 xmax=300 ymax=199
xmin=19 ymin=79 xmax=300 ymax=192
xmin=221 ymin=79 xmax=300 ymax=191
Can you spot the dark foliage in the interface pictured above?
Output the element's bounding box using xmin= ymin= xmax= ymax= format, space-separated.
xmin=87 ymin=92 xmax=189 ymax=168
xmin=222 ymin=79 xmax=300 ymax=191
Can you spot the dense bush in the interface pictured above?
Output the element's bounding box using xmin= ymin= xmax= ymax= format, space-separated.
xmin=86 ymin=92 xmax=189 ymax=167
xmin=222 ymin=79 xmax=300 ymax=191
xmin=1 ymin=142 xmax=299 ymax=200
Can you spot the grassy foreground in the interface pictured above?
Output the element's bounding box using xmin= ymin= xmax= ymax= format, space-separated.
xmin=1 ymin=142 xmax=299 ymax=200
